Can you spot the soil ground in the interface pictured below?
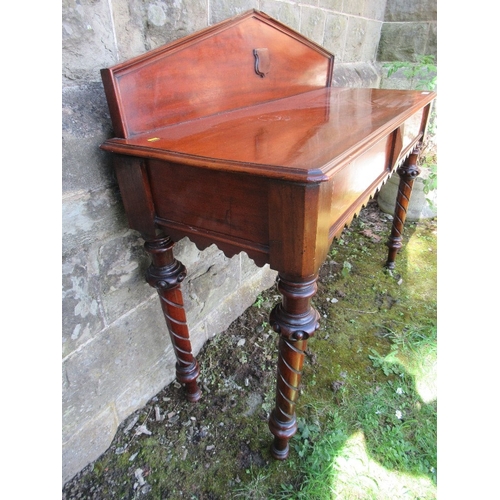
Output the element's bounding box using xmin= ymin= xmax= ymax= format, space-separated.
xmin=63 ymin=198 xmax=437 ymax=499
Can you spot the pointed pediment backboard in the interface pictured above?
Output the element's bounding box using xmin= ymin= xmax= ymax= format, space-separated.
xmin=101 ymin=10 xmax=334 ymax=138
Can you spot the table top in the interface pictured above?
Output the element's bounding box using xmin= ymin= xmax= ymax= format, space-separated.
xmin=101 ymin=87 xmax=436 ymax=183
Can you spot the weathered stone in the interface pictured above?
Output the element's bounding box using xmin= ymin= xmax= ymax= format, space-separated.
xmin=323 ymin=13 xmax=349 ymax=61
xmin=62 ymin=196 xmax=143 ymax=358
xmin=210 ymin=0 xmax=258 ymax=24
xmin=318 ymin=0 xmax=343 ymax=12
xmin=174 ymin=239 xmax=223 ymax=279
xmin=184 ymin=252 xmax=241 ymax=328
xmin=110 ymin=0 xmax=147 ymax=61
xmin=259 ymin=0 xmax=300 ymax=31
xmin=113 ymin=344 xmax=178 ymax=423
xmin=62 ymin=188 xmax=126 ymax=255
xmin=341 ymin=0 xmax=365 ymax=17
xmin=96 ymin=232 xmax=153 ymax=324
xmin=62 ymin=83 xmax=111 ymax=140
xmin=204 ymin=263 xmax=277 ymax=340
xmin=62 ymin=83 xmax=114 ymax=194
xmin=143 ymin=0 xmax=208 ymax=50
xmin=384 ymin=0 xmax=437 ymax=22
xmin=62 ymin=246 xmax=105 ymax=358
xmin=377 ymin=22 xmax=430 ymax=62
xmin=172 ymin=237 xmax=204 ymax=267
xmin=62 ymin=0 xmax=116 ymax=83
xmin=426 ymin=22 xmax=437 ymax=59
xmin=240 ymin=252 xmax=274 ymax=284
xmin=338 ymin=0 xmax=388 ymax=20
xmin=300 ymin=6 xmax=326 ymax=46
xmin=364 ymin=0 xmax=388 ymax=21
xmin=62 ymin=298 xmax=168 ymax=441
xmin=62 ymin=404 xmax=118 ymax=485
xmin=62 ymin=136 xmax=112 ymax=194
xmin=343 ymin=18 xmax=381 ymax=63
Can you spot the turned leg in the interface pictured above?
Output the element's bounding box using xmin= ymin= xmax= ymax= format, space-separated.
xmin=144 ymin=236 xmax=201 ymax=402
xmin=386 ymin=145 xmax=422 ymax=269
xmin=268 ymin=274 xmax=320 ymax=459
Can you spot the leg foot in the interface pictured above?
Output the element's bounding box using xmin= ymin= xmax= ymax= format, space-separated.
xmin=269 ymin=410 xmax=296 ymax=460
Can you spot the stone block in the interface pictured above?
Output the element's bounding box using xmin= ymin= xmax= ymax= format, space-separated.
xmin=62 ymin=0 xmax=116 ymax=82
xmin=377 ymin=22 xmax=429 ymax=62
xmin=204 ymin=263 xmax=277 ymax=340
xmin=240 ymin=252 xmax=273 ymax=284
xmin=62 ymin=246 xmax=105 ymax=358
xmin=96 ymin=232 xmax=153 ymax=324
xmin=323 ymin=13 xmax=348 ymax=61
xmin=300 ymin=6 xmax=326 ymax=46
xmin=384 ymin=0 xmax=437 ymax=22
xmin=143 ymin=0 xmax=208 ymax=50
xmin=113 ymin=346 xmax=178 ymax=422
xmin=209 ymin=0 xmax=257 ymax=25
xmin=62 ymin=82 xmax=114 ymax=194
xmin=62 ymin=135 xmax=112 ymax=195
xmin=364 ymin=0 xmax=388 ymax=21
xmin=62 ymin=403 xmax=118 ymax=485
xmin=318 ymin=0 xmax=343 ymax=12
xmin=183 ymin=251 xmax=241 ymax=328
xmin=341 ymin=0 xmax=365 ymax=17
xmin=62 ymin=188 xmax=127 ymax=256
xmin=259 ymin=0 xmax=300 ymax=32
xmin=339 ymin=0 xmax=386 ymax=20
xmin=426 ymin=22 xmax=437 ymax=59
xmin=343 ymin=17 xmax=381 ymax=63
xmin=109 ymin=0 xmax=146 ymax=61
xmin=62 ymin=297 xmax=168 ymax=441
xmin=174 ymin=239 xmax=222 ymax=278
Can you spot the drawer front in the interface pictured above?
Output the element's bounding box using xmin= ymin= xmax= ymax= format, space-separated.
xmin=329 ymin=135 xmax=390 ymax=224
xmin=148 ymin=160 xmax=269 ymax=247
xmin=401 ymin=107 xmax=425 ymax=153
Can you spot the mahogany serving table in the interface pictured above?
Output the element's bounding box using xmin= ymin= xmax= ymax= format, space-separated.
xmin=100 ymin=10 xmax=436 ymax=459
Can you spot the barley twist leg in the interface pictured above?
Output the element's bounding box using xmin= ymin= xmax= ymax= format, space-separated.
xmin=268 ymin=274 xmax=320 ymax=459
xmin=386 ymin=145 xmax=422 ymax=269
xmin=144 ymin=237 xmax=201 ymax=402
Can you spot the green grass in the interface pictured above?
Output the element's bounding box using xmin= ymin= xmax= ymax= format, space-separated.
xmin=243 ymin=320 xmax=437 ymax=500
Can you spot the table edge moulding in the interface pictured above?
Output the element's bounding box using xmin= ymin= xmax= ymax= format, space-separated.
xmin=100 ymin=9 xmax=437 ymax=460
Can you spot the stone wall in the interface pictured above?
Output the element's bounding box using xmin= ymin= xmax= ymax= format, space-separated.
xmin=378 ymin=0 xmax=437 ymax=62
xmin=62 ymin=0 xmax=435 ymax=485
xmin=377 ymin=0 xmax=437 ymax=90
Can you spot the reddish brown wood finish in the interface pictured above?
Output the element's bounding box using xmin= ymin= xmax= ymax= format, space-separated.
xmin=101 ymin=10 xmax=333 ymax=138
xmin=144 ymin=237 xmax=202 ymax=402
xmin=386 ymin=144 xmax=423 ymax=269
xmin=268 ymin=275 xmax=320 ymax=459
xmin=100 ymin=9 xmax=436 ymax=460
